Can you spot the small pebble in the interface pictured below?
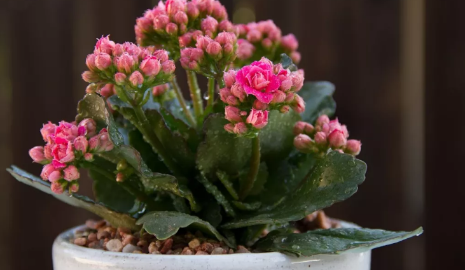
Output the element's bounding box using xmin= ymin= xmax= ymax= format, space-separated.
xmin=88 ymin=233 xmax=97 ymax=242
xmin=236 ymin=245 xmax=251 ymax=253
xmin=211 ymin=247 xmax=224 ymax=255
xmin=122 ymin=235 xmax=136 ymax=246
xmin=106 ymin=239 xmax=123 ymax=252
xmin=148 ymin=242 xmax=159 ymax=253
xmin=74 ymin=237 xmax=87 ymax=246
xmin=160 ymin=238 xmax=173 ymax=254
xmin=195 ymin=251 xmax=209 ymax=255
xmin=97 ymin=230 xmax=111 ymax=240
xmin=200 ymin=242 xmax=214 ymax=253
xmin=181 ymin=247 xmax=194 ymax=255
xmin=188 ymin=238 xmax=201 ymax=249
xmin=122 ymin=244 xmax=141 ymax=253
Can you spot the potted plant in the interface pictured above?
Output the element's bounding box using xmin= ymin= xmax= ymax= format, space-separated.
xmin=7 ymin=1 xmax=422 ymax=269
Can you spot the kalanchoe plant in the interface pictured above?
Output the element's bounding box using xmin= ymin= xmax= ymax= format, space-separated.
xmin=8 ymin=0 xmax=422 ymax=257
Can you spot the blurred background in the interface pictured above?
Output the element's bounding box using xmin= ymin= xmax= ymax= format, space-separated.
xmin=0 ymin=0 xmax=463 ymax=269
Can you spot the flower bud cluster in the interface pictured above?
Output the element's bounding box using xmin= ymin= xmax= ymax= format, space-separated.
xmin=180 ymin=31 xmax=237 ymax=76
xmin=135 ymin=0 xmax=232 ymax=59
xmin=29 ymin=119 xmax=114 ymax=194
xmin=82 ymin=36 xmax=175 ymax=95
xmin=293 ymin=115 xmax=362 ymax=156
xmin=220 ymin=57 xmax=305 ymax=136
xmin=235 ymin=20 xmax=301 ymax=65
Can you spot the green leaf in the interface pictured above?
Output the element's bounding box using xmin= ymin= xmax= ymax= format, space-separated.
xmin=231 ymin=201 xmax=262 ymax=211
xmin=280 ymin=53 xmax=298 ymax=71
xmin=222 ymin=151 xmax=367 ymax=229
xmin=260 ymin=111 xmax=301 ymax=163
xmin=255 ymin=227 xmax=423 ymax=257
xmin=7 ymin=166 xmax=140 ymax=230
xmin=198 ymin=174 xmax=236 ymax=217
xmin=128 ymin=130 xmax=169 ymax=174
xmin=199 ymin=202 xmax=223 ymax=228
xmin=76 ymin=93 xmax=108 ymax=130
xmin=245 ymin=163 xmax=269 ymax=196
xmin=137 ymin=211 xmax=234 ymax=247
xmin=216 ymin=171 xmax=239 ymax=200
xmin=159 ymin=107 xmax=200 ymax=152
xmin=299 ymin=82 xmax=336 ymax=123
xmin=197 ymin=114 xmax=252 ymax=177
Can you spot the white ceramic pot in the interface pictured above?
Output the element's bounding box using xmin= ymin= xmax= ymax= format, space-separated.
xmin=52 ymin=224 xmax=371 ymax=270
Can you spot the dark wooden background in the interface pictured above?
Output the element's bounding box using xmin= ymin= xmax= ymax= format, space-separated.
xmin=0 ymin=0 xmax=463 ymax=269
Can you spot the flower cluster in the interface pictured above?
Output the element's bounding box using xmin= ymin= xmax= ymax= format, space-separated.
xmin=235 ymin=20 xmax=301 ymax=66
xmin=82 ymin=36 xmax=175 ymax=95
xmin=135 ymin=0 xmax=232 ymax=58
xmin=293 ymin=115 xmax=362 ymax=156
xmin=180 ymin=32 xmax=237 ymax=76
xmin=28 ymin=119 xmax=114 ymax=194
xmin=221 ymin=57 xmax=305 ymax=136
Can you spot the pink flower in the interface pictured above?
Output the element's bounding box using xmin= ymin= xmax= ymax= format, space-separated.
xmin=246 ymin=109 xmax=269 ymax=129
xmin=52 ymin=137 xmax=75 ymax=164
xmin=235 ymin=59 xmax=281 ymax=104
xmin=165 ymin=0 xmax=186 ymax=16
xmin=291 ymin=70 xmax=305 ymax=91
xmin=281 ymin=34 xmax=299 ymax=51
xmin=153 ymin=84 xmax=169 ymax=96
xmin=140 ymin=56 xmax=161 ymax=77
xmin=345 ymin=140 xmax=362 ymax=155
xmin=328 ymin=130 xmax=347 ymax=149
xmin=78 ymin=118 xmax=97 ymax=137
xmin=218 ymin=20 xmax=235 ymax=33
xmin=29 ymin=146 xmax=46 ymax=163
xmin=212 ymin=1 xmax=227 ymax=20
xmin=40 ymin=164 xmax=56 ymax=181
xmin=271 ymin=91 xmax=286 ymax=104
xmin=41 ymin=122 xmax=56 ymax=143
xmin=166 ymin=23 xmax=179 ymax=35
xmin=233 ymin=122 xmax=248 ymax=135
xmin=116 ymin=53 xmax=135 ymax=73
xmin=225 ymin=106 xmax=243 ymax=123
xmin=224 ymin=123 xmax=235 ymax=133
xmin=294 ymin=134 xmax=313 ymax=152
xmin=201 ymin=16 xmax=218 ymax=36
xmin=206 ymin=41 xmax=222 ymax=57
xmin=154 ymin=14 xmax=170 ymax=30
xmin=95 ymin=53 xmax=112 ymax=70
xmin=174 ymin=11 xmax=188 ymax=25
xmin=230 ymin=84 xmax=247 ymax=102
xmin=55 ymin=121 xmax=79 ymax=141
xmin=100 ymin=84 xmax=115 ymax=98
xmin=161 ymin=60 xmax=176 ymax=74
xmin=86 ymin=54 xmax=97 ymax=71
xmin=223 ymin=70 xmax=236 ymax=87
xmin=314 ymin=132 xmax=328 ymax=146
xmin=316 ymin=115 xmax=330 ymax=127
xmin=292 ymin=94 xmax=305 ymax=113
xmin=74 ymin=136 xmax=89 ymax=153
xmin=114 ymin=73 xmax=127 ymax=85
xmin=237 ymin=39 xmax=255 ymax=60
xmin=48 ymin=170 xmax=62 ymax=183
xmin=63 ymin=165 xmax=80 ymax=181
xmin=89 ymin=130 xmax=114 ymax=152
xmin=219 ymin=88 xmax=232 ymax=103
xmin=186 ymin=2 xmax=199 ymax=18
xmin=51 ymin=181 xmax=65 ymax=194
xmin=69 ymin=181 xmax=80 ymax=193
xmin=82 ymin=71 xmax=100 ymax=83
xmin=180 ymin=48 xmax=204 ymax=70
xmin=291 ymin=51 xmax=301 ymax=64
xmin=129 ymin=71 xmax=144 ymax=87
xmin=94 ymin=35 xmax=115 ymax=54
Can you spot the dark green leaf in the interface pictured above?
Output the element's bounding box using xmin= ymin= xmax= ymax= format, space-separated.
xmin=136 ymin=211 xmax=234 ymax=247
xmin=159 ymin=107 xmax=200 ymax=152
xmin=260 ymin=111 xmax=301 ymax=162
xmin=231 ymin=201 xmax=262 ymax=211
xmin=197 ymin=114 xmax=252 ymax=177
xmin=199 ymin=202 xmax=223 ymax=228
xmin=216 ymin=171 xmax=239 ymax=200
xmin=255 ymin=227 xmax=423 ymax=257
xmin=7 ymin=166 xmax=139 ymax=230
xmin=128 ymin=130 xmax=169 ymax=174
xmin=198 ymin=174 xmax=236 ymax=217
xmin=222 ymin=151 xmax=367 ymax=229
xmin=299 ymin=82 xmax=336 ymax=123
xmin=76 ymin=93 xmax=108 ymax=130
xmin=280 ymin=53 xmax=298 ymax=71
xmin=246 ymin=163 xmax=269 ymax=196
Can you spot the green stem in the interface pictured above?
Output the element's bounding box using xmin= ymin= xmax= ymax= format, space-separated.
xmin=186 ymin=71 xmax=204 ymax=126
xmin=240 ymin=135 xmax=261 ymax=201
xmin=132 ymin=104 xmax=183 ymax=177
xmin=170 ymin=77 xmax=196 ymax=127
xmin=80 ymin=162 xmax=157 ymax=209
xmin=206 ymin=78 xmax=216 ymax=115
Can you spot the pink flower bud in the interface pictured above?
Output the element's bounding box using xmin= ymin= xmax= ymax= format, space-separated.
xmin=153 ymin=84 xmax=169 ymax=96
xmin=196 ymin=35 xmax=212 ymax=50
xmin=173 ymin=11 xmax=188 ymax=25
xmin=179 ymin=32 xmax=193 ymax=47
xmin=99 ymin=83 xmax=115 ymax=98
xmin=140 ymin=56 xmax=161 ymax=77
xmin=223 ymin=43 xmax=235 ymax=55
xmin=224 ymin=70 xmax=236 ymax=87
xmin=89 ymin=130 xmax=114 ymax=152
xmin=78 ymin=118 xmax=97 ymax=137
xmin=196 ymin=0 xmax=214 ymax=14
xmin=218 ymin=20 xmax=234 ymax=33
xmin=271 ymin=91 xmax=286 ymax=104
xmin=224 ymin=123 xmax=235 ymax=133
xmin=51 ymin=181 xmax=66 ymax=194
xmin=226 ymin=95 xmax=239 ymax=106
xmin=129 ymin=71 xmax=144 ymax=87
xmin=212 ymin=2 xmax=227 ymax=20
xmin=291 ymin=70 xmax=305 ymax=91
xmin=161 ymin=60 xmax=176 ymax=74
xmin=328 ymin=130 xmax=347 ymax=149
xmin=82 ymin=71 xmax=100 ymax=83
xmin=201 ymin=16 xmax=218 ymax=37
xmin=84 ymin=153 xmax=94 ymax=161
xmin=345 ymin=140 xmax=362 ymax=155
xmin=116 ymin=172 xmax=125 ymax=183
xmin=262 ymin=38 xmax=273 ymax=49
xmin=293 ymin=121 xmax=312 ymax=136
xmin=280 ymin=105 xmax=290 ymax=113
xmin=225 ymin=106 xmax=243 ymax=123
xmin=74 ymin=136 xmax=89 ymax=153
xmin=166 ymin=0 xmax=186 ymax=16
xmin=230 ymin=84 xmax=246 ymax=102
xmin=114 ymin=73 xmax=127 ymax=85
xmin=56 ymin=121 xmax=79 ymax=141
xmin=186 ymin=2 xmax=199 ymax=19
xmin=281 ymin=34 xmax=299 ymax=51
xmin=116 ymin=53 xmax=135 ymax=73
xmin=246 ymin=109 xmax=269 ymax=129
xmin=314 ymin=132 xmax=327 ymax=146
xmin=206 ymin=41 xmax=222 ymax=56
xmin=291 ymin=51 xmax=301 ymax=64
xmin=40 ymin=164 xmax=55 ymax=180
xmin=316 ymin=115 xmax=330 ymax=127
xmin=219 ymin=88 xmax=231 ymax=103
xmin=237 ymin=39 xmax=255 ymax=60
xmin=292 ymin=94 xmax=305 ymax=113
xmin=95 ymin=36 xmax=115 ymax=54
xmin=44 ymin=144 xmax=53 ymax=160
xmin=253 ymin=100 xmax=268 ymax=110
xmin=233 ymin=122 xmax=248 ymax=135
xmin=95 ymin=53 xmax=112 ymax=70
xmin=86 ymin=54 xmax=97 ymax=71
xmin=29 ymin=146 xmax=46 ymax=163
xmin=69 ymin=181 xmax=80 ymax=193
xmin=48 ymin=170 xmax=62 ymax=183
xmin=63 ymin=165 xmax=80 ymax=181
xmin=180 ymin=48 xmax=204 ymax=71
xmin=294 ymin=134 xmax=314 ymax=153
xmin=136 ymin=17 xmax=153 ymax=32
xmin=166 ymin=23 xmax=179 ymax=35
xmin=154 ymin=14 xmax=170 ymax=30
xmin=41 ymin=122 xmax=56 ymax=143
